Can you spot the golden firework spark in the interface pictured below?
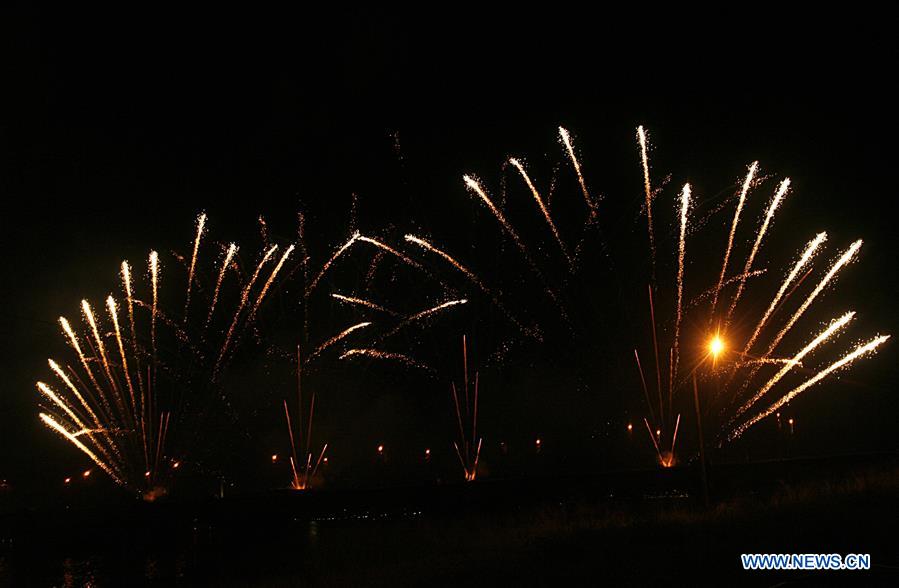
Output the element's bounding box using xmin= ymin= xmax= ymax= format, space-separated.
xmin=308 ymin=322 xmax=372 ymax=361
xmin=671 ymin=184 xmax=691 ymax=387
xmin=731 ymin=334 xmax=890 ymax=440
xmin=742 ymin=232 xmax=828 ymax=354
xmin=331 ymin=293 xmax=401 ymax=317
xmin=637 ymin=126 xmax=656 ymax=270
xmin=206 ymin=243 xmax=239 ymax=327
xmin=509 ymin=157 xmax=570 ymax=263
xmin=40 ymin=413 xmax=125 ymax=486
xmin=726 ymin=178 xmax=790 ymax=323
xmin=559 ymin=126 xmax=594 ymax=213
xmin=734 ymin=311 xmax=855 ymax=422
xmin=183 ymin=212 xmax=206 ymax=319
xmin=711 ymin=161 xmax=758 ymax=318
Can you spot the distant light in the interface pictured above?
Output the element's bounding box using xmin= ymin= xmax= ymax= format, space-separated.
xmin=788 ymin=418 xmax=794 ymax=425
xmin=627 ymin=423 xmax=633 ymax=432
xmin=144 ymin=471 xmax=151 ymax=477
xmin=425 ymin=448 xmax=431 ymax=456
xmin=535 ymin=438 xmax=541 ymax=446
xmin=323 ymin=457 xmax=329 ymax=464
xmin=82 ymin=470 xmax=91 ymax=478
xmin=64 ymin=477 xmax=72 ymax=484
xmin=271 ymin=454 xmax=278 ymax=463
xmin=377 ymin=445 xmax=384 ymax=454
xmin=656 ymin=429 xmax=661 ymax=437
xmin=173 ymin=461 xmax=180 ymax=469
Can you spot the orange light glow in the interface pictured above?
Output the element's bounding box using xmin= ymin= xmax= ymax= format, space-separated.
xmin=271 ymin=454 xmax=278 ymax=463
xmin=709 ymin=335 xmax=725 ymax=358
xmin=64 ymin=477 xmax=72 ymax=484
xmin=173 ymin=461 xmax=180 ymax=469
xmin=659 ymin=451 xmax=676 ymax=468
xmin=627 ymin=423 xmax=633 ymax=432
xmin=377 ymin=445 xmax=384 ymax=454
xmin=82 ymin=470 xmax=91 ymax=478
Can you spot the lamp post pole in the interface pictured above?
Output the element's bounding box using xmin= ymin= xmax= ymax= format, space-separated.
xmin=692 ymin=371 xmax=709 ymax=507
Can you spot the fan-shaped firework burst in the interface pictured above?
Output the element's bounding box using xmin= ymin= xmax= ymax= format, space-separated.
xmin=628 ymin=128 xmax=889 ymax=463
xmin=36 ymin=214 xmax=301 ymax=496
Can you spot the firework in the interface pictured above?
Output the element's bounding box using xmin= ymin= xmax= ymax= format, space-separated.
xmin=283 ymin=346 xmax=327 ymax=490
xmin=183 ymin=212 xmax=206 ymax=319
xmin=450 ymin=335 xmax=481 ymax=482
xmin=629 ymin=127 xmax=887 ymax=459
xmin=637 ymin=126 xmax=656 ymax=273
xmin=206 ymin=243 xmax=239 ymax=327
xmin=339 ymin=348 xmax=433 ymax=373
xmin=710 ymin=162 xmax=757 ymax=319
xmin=726 ymin=178 xmax=790 ymax=323
xmin=730 ymin=335 xmax=890 ymax=441
xmin=509 ymin=157 xmax=570 ymax=263
xmin=38 ymin=216 xmax=291 ymax=495
xmin=331 ymin=293 xmax=401 ymax=317
xmin=559 ymin=126 xmax=594 ymax=214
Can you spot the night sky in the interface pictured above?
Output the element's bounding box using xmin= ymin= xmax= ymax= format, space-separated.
xmin=2 ymin=8 xmax=896 ymax=500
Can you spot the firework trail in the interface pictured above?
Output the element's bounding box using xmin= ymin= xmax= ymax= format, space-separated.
xmin=106 ymin=297 xmax=138 ymax=423
xmin=149 ymin=250 xmax=159 ymax=367
xmin=120 ymin=261 xmax=145 ymax=399
xmin=48 ymin=359 xmax=102 ymax=430
xmin=40 ymin=413 xmax=125 ymax=486
xmin=710 ymin=162 xmax=758 ymax=320
xmin=404 ymin=234 xmax=537 ymax=338
xmin=726 ymin=179 xmax=790 ymax=323
xmin=247 ymin=244 xmax=295 ymax=322
xmin=339 ymin=348 xmax=433 ymax=373
xmin=206 ymin=243 xmax=239 ymax=327
xmin=356 ymin=235 xmax=423 ymax=271
xmin=559 ymin=127 xmax=595 ymax=214
xmin=734 ymin=312 xmax=855 ymax=422
xmin=331 ymin=293 xmax=401 ymax=317
xmin=730 ymin=334 xmax=890 ymax=441
xmin=283 ymin=346 xmax=327 ymax=490
xmin=689 ymin=270 xmax=767 ymax=309
xmin=215 ymin=245 xmax=279 ymax=375
xmin=509 ymin=157 xmax=570 ymax=263
xmin=762 ymin=240 xmax=862 ymax=359
xmin=742 ymin=232 xmax=827 ymax=354
xmin=81 ymin=300 xmax=128 ymax=424
xmin=183 ymin=213 xmax=206 ymax=320
xmin=378 ymin=299 xmax=467 ymax=342
xmin=736 ymin=357 xmax=803 ymax=368
xmin=464 ymin=174 xmax=567 ymax=318
xmin=671 ymin=184 xmax=691 ymax=389
xmin=59 ymin=316 xmax=115 ymax=418
xmin=450 ymin=336 xmax=481 ymax=481
xmin=463 ymin=175 xmax=529 ymax=254
xmin=308 ymin=322 xmax=372 ymax=361
xmin=637 ymin=126 xmax=656 ymax=274
xmin=305 ymin=232 xmax=360 ymax=297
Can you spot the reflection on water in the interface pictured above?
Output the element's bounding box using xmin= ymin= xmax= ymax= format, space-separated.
xmin=0 ymin=520 xmax=321 ymax=586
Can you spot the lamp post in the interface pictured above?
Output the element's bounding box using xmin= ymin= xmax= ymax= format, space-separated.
xmin=692 ymin=371 xmax=709 ymax=507
xmin=694 ymin=334 xmax=724 ymax=507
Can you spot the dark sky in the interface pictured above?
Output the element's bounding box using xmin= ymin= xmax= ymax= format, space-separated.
xmin=2 ymin=7 xmax=896 ymax=498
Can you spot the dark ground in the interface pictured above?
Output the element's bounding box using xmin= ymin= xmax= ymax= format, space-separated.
xmin=2 ymin=454 xmax=897 ymax=586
